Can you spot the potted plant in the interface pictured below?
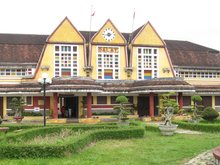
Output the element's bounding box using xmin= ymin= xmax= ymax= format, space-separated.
xmin=114 ymin=94 xmax=131 ymax=125
xmin=158 ymin=92 xmax=179 ymax=136
xmin=10 ymin=97 xmax=25 ymax=123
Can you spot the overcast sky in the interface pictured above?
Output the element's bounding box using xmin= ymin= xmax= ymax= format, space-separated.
xmin=0 ymin=0 xmax=220 ymax=50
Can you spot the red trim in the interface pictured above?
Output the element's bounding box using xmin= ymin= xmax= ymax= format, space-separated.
xmin=149 ymin=93 xmax=154 ymax=117
xmin=178 ymin=92 xmax=183 ymax=110
xmin=87 ymin=93 xmax=92 ymax=118
xmin=24 ymin=96 xmax=50 ymax=109
xmin=53 ymin=93 xmax=58 ymax=119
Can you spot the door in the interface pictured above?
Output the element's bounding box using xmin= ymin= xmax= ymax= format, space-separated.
xmin=0 ymin=97 xmax=3 ymax=118
xmin=65 ymin=97 xmax=78 ymax=118
xmin=137 ymin=96 xmax=149 ymax=116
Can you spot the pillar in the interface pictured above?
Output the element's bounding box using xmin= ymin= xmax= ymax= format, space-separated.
xmin=178 ymin=92 xmax=183 ymax=110
xmin=212 ymin=96 xmax=215 ymax=109
xmin=3 ymin=96 xmax=7 ymax=119
xmin=87 ymin=92 xmax=92 ymax=118
xmin=149 ymin=93 xmax=154 ymax=117
xmin=53 ymin=93 xmax=58 ymax=119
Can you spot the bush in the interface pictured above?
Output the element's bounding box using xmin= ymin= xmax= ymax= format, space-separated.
xmin=173 ymin=121 xmax=220 ymax=132
xmin=201 ymin=107 xmax=219 ymax=121
xmin=0 ymin=126 xmax=144 ymax=158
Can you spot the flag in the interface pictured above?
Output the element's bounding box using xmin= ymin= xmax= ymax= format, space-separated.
xmin=133 ymin=10 xmax=135 ymax=19
xmin=91 ymin=11 xmax=95 ymax=16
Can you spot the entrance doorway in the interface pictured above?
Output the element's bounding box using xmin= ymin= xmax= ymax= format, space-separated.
xmin=0 ymin=97 xmax=3 ymax=118
xmin=138 ymin=96 xmax=149 ymax=116
xmin=62 ymin=96 xmax=78 ymax=118
xmin=137 ymin=95 xmax=159 ymax=116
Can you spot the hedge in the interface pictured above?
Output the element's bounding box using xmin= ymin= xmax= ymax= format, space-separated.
xmin=0 ymin=126 xmax=145 ymax=158
xmin=173 ymin=120 xmax=220 ymax=132
xmin=145 ymin=124 xmax=160 ymax=132
xmin=0 ymin=124 xmax=120 ymax=143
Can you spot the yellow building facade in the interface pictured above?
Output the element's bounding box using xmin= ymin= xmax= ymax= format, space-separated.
xmin=0 ymin=17 xmax=219 ymax=119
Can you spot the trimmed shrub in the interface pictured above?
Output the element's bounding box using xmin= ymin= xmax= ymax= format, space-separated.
xmin=0 ymin=125 xmax=145 ymax=158
xmin=145 ymin=124 xmax=160 ymax=132
xmin=201 ymin=107 xmax=219 ymax=121
xmin=173 ymin=121 xmax=220 ymax=132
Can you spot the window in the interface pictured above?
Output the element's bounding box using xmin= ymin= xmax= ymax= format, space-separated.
xmin=137 ymin=47 xmax=158 ymax=80
xmin=54 ymin=45 xmax=78 ymax=77
xmin=111 ymin=96 xmax=117 ymax=104
xmin=127 ymin=96 xmax=133 ymax=104
xmin=175 ymin=69 xmax=220 ymax=79
xmin=26 ymin=96 xmax=33 ymax=106
xmin=0 ymin=68 xmax=33 ymax=76
xmin=183 ymin=96 xmax=191 ymax=106
xmin=97 ymin=46 xmax=120 ymax=80
xmin=97 ymin=96 xmax=107 ymax=104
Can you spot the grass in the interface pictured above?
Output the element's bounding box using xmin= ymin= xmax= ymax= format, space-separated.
xmin=7 ymin=129 xmax=84 ymax=145
xmin=1 ymin=130 xmax=220 ymax=164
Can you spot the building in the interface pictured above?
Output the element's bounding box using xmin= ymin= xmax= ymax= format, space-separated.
xmin=0 ymin=17 xmax=219 ymax=119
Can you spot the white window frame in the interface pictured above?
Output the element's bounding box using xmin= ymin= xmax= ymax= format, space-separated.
xmin=137 ymin=47 xmax=159 ymax=80
xmin=54 ymin=44 xmax=79 ymax=77
xmin=96 ymin=46 xmax=120 ymax=80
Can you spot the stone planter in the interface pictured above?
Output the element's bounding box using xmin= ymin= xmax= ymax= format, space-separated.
xmin=158 ymin=124 xmax=178 ymax=136
xmin=13 ymin=116 xmax=24 ymax=123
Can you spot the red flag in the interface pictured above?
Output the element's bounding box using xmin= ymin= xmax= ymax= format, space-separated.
xmin=91 ymin=11 xmax=95 ymax=16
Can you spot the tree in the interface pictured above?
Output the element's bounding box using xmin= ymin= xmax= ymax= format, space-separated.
xmin=158 ymin=92 xmax=179 ymax=126
xmin=115 ymin=95 xmax=130 ymax=121
xmin=191 ymin=95 xmax=203 ymax=122
xmin=10 ymin=97 xmax=25 ymax=117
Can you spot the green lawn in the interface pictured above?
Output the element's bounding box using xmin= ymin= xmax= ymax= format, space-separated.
xmin=1 ymin=130 xmax=220 ymax=165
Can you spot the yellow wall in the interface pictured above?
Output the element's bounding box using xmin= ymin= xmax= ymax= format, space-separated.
xmin=35 ymin=43 xmax=86 ymax=80
xmin=212 ymin=96 xmax=215 ymax=109
xmin=133 ymin=22 xmax=164 ymax=46
xmin=131 ymin=47 xmax=173 ymax=79
xmin=92 ymin=20 xmax=126 ymax=44
xmin=90 ymin=45 xmax=127 ymax=80
xmin=48 ymin=18 xmax=84 ymax=43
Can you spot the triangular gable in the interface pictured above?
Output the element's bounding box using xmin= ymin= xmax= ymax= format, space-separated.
xmin=48 ymin=17 xmax=85 ymax=43
xmin=92 ymin=19 xmax=127 ymax=44
xmin=132 ymin=22 xmax=164 ymax=46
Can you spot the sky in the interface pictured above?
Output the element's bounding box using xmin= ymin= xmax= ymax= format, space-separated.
xmin=0 ymin=0 xmax=220 ymax=50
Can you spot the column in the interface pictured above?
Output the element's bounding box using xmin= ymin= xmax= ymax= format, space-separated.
xmin=149 ymin=93 xmax=154 ymax=117
xmin=3 ymin=96 xmax=7 ymax=119
xmin=87 ymin=92 xmax=92 ymax=118
xmin=53 ymin=93 xmax=58 ymax=119
xmin=178 ymin=92 xmax=183 ymax=110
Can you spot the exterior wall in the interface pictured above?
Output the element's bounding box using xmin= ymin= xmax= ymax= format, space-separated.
xmin=35 ymin=43 xmax=86 ymax=80
xmin=90 ymin=45 xmax=127 ymax=80
xmin=131 ymin=47 xmax=174 ymax=79
xmin=48 ymin=18 xmax=84 ymax=43
xmin=133 ymin=23 xmax=164 ymax=46
xmin=92 ymin=20 xmax=126 ymax=44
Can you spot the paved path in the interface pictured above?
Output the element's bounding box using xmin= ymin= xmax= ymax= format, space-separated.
xmin=184 ymin=150 xmax=215 ymax=165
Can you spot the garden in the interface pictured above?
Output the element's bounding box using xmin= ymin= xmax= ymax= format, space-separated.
xmin=1 ymin=94 xmax=220 ymax=164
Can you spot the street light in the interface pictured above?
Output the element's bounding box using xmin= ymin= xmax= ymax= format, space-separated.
xmin=38 ymin=73 xmax=51 ymax=126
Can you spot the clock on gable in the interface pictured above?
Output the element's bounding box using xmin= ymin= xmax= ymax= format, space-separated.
xmin=102 ymin=28 xmax=115 ymax=41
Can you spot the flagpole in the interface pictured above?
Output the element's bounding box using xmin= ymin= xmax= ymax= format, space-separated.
xmin=128 ymin=8 xmax=135 ymax=44
xmin=88 ymin=5 xmax=93 ymax=44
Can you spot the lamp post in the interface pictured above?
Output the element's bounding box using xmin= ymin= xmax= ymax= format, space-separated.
xmin=38 ymin=73 xmax=51 ymax=127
